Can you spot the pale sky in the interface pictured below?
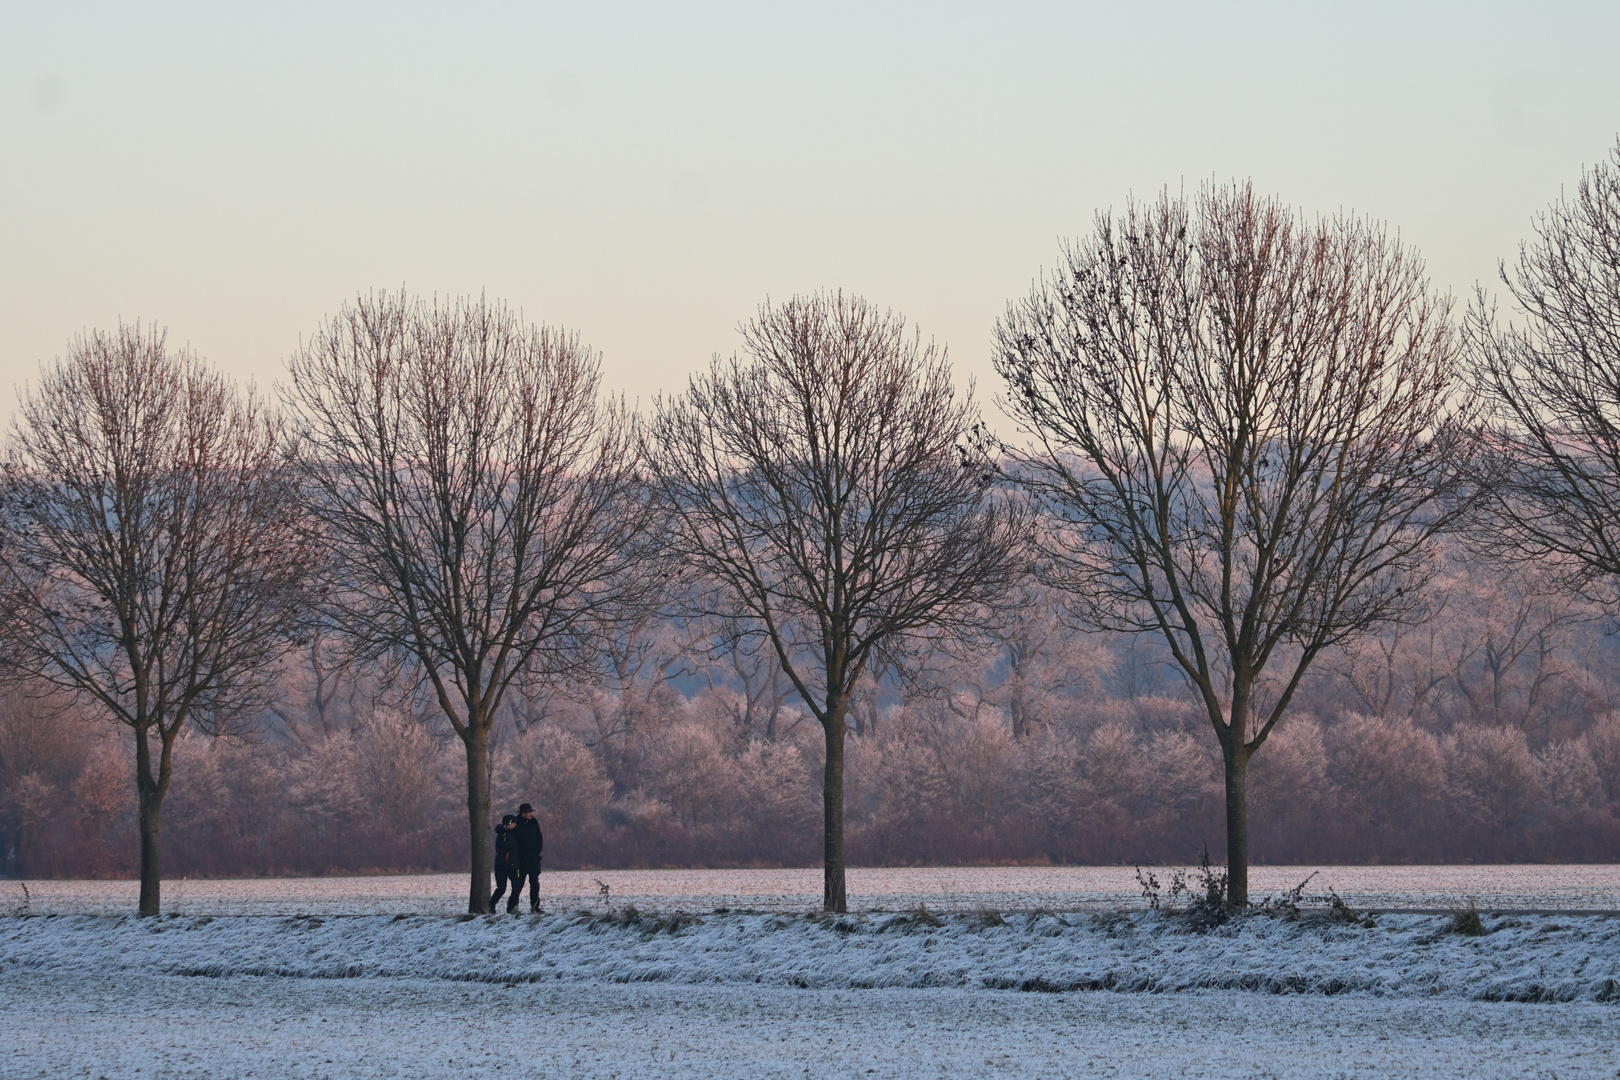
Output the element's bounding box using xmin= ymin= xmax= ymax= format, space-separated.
xmin=4 ymin=2 xmax=1618 ymax=428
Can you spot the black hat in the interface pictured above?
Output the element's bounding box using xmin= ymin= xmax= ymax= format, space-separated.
xmin=500 ymin=814 xmax=516 ymax=825
xmin=518 ymin=803 xmax=533 ymax=813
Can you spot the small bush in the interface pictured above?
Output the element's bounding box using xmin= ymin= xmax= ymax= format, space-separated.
xmin=1165 ymin=843 xmax=1232 ymax=931
xmin=1323 ymin=888 xmax=1376 ymax=927
xmin=1134 ymin=864 xmax=1169 ymax=911
xmin=1136 ymin=843 xmax=1234 ymax=930
xmin=1254 ymin=871 xmax=1320 ymax=917
xmin=1137 ymin=842 xmax=1231 ymax=920
xmin=1192 ymin=845 xmax=1229 ymax=912
xmin=1448 ymin=901 xmax=1487 ymax=937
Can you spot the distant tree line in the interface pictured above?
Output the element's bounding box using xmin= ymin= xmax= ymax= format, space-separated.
xmin=4 ymin=568 xmax=1619 ymax=881
xmin=3 ymin=142 xmax=1620 ymax=912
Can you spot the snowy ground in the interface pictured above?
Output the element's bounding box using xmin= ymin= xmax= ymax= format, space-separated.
xmin=3 ymin=974 xmax=1617 ymax=1079
xmin=2 ymin=911 xmax=1619 ymax=1078
xmin=9 ymin=863 xmax=1620 ymax=916
xmin=4 ymin=874 xmax=1618 ymax=1077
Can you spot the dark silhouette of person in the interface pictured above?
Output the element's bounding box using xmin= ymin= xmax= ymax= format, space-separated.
xmin=508 ymin=802 xmax=543 ymax=913
xmin=488 ymin=813 xmax=517 ymax=910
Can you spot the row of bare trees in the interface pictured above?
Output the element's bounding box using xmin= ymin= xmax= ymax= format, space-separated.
xmin=0 ymin=290 xmax=1015 ymax=915
xmin=4 ymin=140 xmax=1620 ymax=912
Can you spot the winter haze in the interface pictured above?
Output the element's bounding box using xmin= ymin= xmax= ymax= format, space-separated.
xmin=5 ymin=4 xmax=1620 ymax=1079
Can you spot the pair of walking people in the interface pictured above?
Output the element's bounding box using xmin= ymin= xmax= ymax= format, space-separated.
xmin=491 ymin=802 xmax=543 ymax=913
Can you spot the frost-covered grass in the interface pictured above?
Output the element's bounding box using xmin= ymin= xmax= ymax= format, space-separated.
xmin=4 ymin=909 xmax=1618 ymax=1078
xmin=8 ymin=863 xmax=1620 ymax=915
xmin=4 ymin=908 xmax=1619 ymax=1001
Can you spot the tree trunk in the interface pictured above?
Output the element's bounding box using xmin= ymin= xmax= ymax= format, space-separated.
xmin=465 ymin=726 xmax=492 ymax=914
xmin=821 ymin=704 xmax=848 ymax=913
xmin=134 ymin=727 xmax=162 ymax=918
xmin=1222 ymin=739 xmax=1250 ymax=909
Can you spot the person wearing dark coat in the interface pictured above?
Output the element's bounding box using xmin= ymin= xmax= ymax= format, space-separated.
xmin=488 ymin=814 xmax=518 ymax=910
xmin=508 ymin=802 xmax=543 ymax=913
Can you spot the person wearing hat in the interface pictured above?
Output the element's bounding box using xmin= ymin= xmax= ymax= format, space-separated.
xmin=507 ymin=802 xmax=543 ymax=913
xmin=488 ymin=813 xmax=518 ymax=910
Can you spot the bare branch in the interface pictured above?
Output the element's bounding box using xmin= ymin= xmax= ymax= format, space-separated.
xmin=1467 ymin=138 xmax=1620 ymax=603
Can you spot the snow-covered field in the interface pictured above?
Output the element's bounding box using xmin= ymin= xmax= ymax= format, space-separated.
xmin=2 ymin=908 xmax=1619 ymax=1078
xmin=9 ymin=863 xmax=1620 ymax=916
xmin=3 ymin=975 xmax=1616 ymax=1079
xmin=4 ymin=870 xmax=1618 ymax=1077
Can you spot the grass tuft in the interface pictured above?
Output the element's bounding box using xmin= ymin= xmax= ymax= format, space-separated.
xmin=1448 ymin=901 xmax=1487 ymax=937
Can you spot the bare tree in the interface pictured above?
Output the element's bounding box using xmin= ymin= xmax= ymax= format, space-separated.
xmin=995 ymin=185 xmax=1469 ymax=906
xmin=643 ymin=293 xmax=1023 ymax=911
xmin=714 ymin=629 xmax=799 ymax=739
xmin=1330 ymin=544 xmax=1602 ymax=737
xmin=575 ymin=597 xmax=706 ymax=754
xmin=0 ymin=324 xmax=309 ymax=915
xmin=925 ymin=580 xmax=1112 ymax=739
xmin=1467 ymin=137 xmax=1620 ymax=599
xmin=269 ymin=625 xmax=363 ymax=745
xmin=1429 ymin=551 xmax=1599 ymax=734
xmin=285 ymin=291 xmax=646 ymax=913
